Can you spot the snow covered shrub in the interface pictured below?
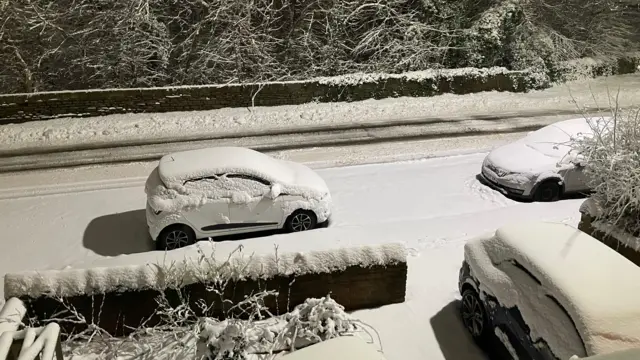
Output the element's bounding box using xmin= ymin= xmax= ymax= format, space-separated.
xmin=199 ymin=319 xmax=252 ymax=360
xmin=281 ymin=295 xmax=356 ymax=345
xmin=574 ymin=107 xmax=640 ymax=241
xmin=196 ymin=295 xmax=360 ymax=359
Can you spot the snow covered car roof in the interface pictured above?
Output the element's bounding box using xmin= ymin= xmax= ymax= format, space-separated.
xmin=157 ymin=147 xmax=294 ymax=186
xmin=280 ymin=336 xmax=387 ymax=359
xmin=466 ymin=222 xmax=640 ymax=356
xmin=583 ymin=348 xmax=640 ymax=360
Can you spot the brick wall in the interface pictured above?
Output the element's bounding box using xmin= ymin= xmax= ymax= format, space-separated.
xmin=578 ymin=212 xmax=640 ymax=266
xmin=20 ymin=263 xmax=408 ymax=336
xmin=0 ymin=69 xmax=543 ymax=123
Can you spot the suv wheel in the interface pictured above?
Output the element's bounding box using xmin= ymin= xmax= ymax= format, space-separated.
xmin=461 ymin=289 xmax=489 ymax=341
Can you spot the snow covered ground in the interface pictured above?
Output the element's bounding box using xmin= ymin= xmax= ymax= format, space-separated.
xmin=0 ymin=135 xmax=584 ymax=360
xmin=1 ymin=74 xmax=639 ymax=152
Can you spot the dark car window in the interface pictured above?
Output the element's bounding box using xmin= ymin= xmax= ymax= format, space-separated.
xmin=183 ymin=175 xmax=218 ymax=186
xmin=226 ymin=174 xmax=270 ymax=186
xmin=509 ymin=259 xmax=542 ymax=285
xmin=546 ymin=295 xmax=586 ymax=353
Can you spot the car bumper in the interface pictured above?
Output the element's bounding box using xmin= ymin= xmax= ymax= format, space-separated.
xmin=479 ymin=172 xmax=529 ymax=199
xmin=318 ymin=215 xmax=332 ymax=228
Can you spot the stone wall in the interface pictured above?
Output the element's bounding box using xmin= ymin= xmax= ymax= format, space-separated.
xmin=0 ymin=68 xmax=544 ymax=123
xmin=19 ymin=263 xmax=407 ymax=336
xmin=578 ymin=212 xmax=640 ymax=266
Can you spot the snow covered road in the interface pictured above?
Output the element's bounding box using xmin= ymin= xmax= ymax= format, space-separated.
xmin=0 ymin=142 xmax=585 ymax=360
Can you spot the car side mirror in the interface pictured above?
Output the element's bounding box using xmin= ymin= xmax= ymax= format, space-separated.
xmin=266 ymin=183 xmax=282 ymax=199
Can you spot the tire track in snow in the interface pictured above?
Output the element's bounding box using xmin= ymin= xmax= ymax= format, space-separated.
xmin=464 ymin=175 xmax=515 ymax=207
xmin=0 ymin=177 xmax=146 ymax=200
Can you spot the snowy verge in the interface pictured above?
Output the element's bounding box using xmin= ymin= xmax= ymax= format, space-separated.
xmin=3 ymin=242 xmax=407 ymax=299
xmin=0 ymin=66 xmax=540 ymax=99
xmin=1 ymin=73 xmax=639 ymax=153
xmin=0 ymin=66 xmax=542 ymax=125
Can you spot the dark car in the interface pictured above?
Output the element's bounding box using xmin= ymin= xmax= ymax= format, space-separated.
xmin=458 ymin=222 xmax=640 ymax=359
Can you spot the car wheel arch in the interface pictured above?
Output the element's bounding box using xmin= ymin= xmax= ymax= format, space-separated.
xmin=532 ymin=176 xmax=565 ymax=194
xmin=461 ymin=281 xmax=479 ymax=295
xmin=158 ymin=223 xmax=196 ymax=239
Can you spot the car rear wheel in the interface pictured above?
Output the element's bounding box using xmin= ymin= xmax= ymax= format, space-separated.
xmin=461 ymin=289 xmax=490 ymax=342
xmin=285 ymin=210 xmax=317 ymax=232
xmin=157 ymin=225 xmax=195 ymax=251
xmin=534 ymin=180 xmax=561 ymax=202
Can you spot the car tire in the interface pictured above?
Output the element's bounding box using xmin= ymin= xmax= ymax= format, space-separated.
xmin=533 ymin=180 xmax=561 ymax=202
xmin=157 ymin=225 xmax=195 ymax=251
xmin=285 ymin=210 xmax=317 ymax=232
xmin=460 ymin=289 xmax=490 ymax=343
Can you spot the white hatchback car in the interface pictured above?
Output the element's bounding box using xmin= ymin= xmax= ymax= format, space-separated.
xmin=145 ymin=147 xmax=332 ymax=250
xmin=480 ymin=117 xmax=608 ymax=201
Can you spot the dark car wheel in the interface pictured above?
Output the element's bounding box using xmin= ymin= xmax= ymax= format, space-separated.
xmin=533 ymin=180 xmax=561 ymax=202
xmin=285 ymin=210 xmax=317 ymax=232
xmin=157 ymin=225 xmax=195 ymax=251
xmin=461 ymin=289 xmax=490 ymax=342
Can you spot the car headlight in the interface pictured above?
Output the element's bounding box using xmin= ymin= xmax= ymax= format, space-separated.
xmin=495 ymin=169 xmax=515 ymax=177
xmin=486 ymin=162 xmax=513 ymax=178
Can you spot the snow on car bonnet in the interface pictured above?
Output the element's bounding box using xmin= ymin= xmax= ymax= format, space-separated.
xmin=465 ymin=221 xmax=640 ymax=358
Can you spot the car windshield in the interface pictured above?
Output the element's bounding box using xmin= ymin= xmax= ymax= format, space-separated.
xmin=523 ymin=121 xmax=592 ymax=158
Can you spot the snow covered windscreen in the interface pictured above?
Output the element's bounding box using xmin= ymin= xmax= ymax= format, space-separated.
xmin=522 ymin=118 xmax=599 ymax=159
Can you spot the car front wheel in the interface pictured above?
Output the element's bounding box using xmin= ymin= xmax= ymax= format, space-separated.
xmin=461 ymin=289 xmax=490 ymax=342
xmin=157 ymin=225 xmax=195 ymax=251
xmin=533 ymin=180 xmax=561 ymax=202
xmin=285 ymin=210 xmax=317 ymax=232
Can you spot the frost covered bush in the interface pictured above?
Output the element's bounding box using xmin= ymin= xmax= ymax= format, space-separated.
xmin=0 ymin=0 xmax=635 ymax=93
xmin=281 ymin=295 xmax=356 ymax=344
xmin=574 ymin=107 xmax=640 ymax=239
xmin=197 ymin=295 xmax=359 ymax=360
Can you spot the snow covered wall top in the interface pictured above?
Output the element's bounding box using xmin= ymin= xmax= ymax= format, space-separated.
xmin=3 ymin=243 xmax=407 ymax=299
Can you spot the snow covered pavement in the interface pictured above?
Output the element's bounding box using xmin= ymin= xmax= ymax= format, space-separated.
xmin=0 ymin=140 xmax=584 ymax=360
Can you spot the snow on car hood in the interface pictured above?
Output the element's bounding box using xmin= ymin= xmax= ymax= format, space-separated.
xmin=486 ymin=141 xmax=562 ymax=174
xmin=279 ymin=160 xmax=329 ymax=195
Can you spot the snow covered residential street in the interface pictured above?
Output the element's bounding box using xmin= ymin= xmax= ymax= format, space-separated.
xmin=0 ymin=138 xmax=584 ymax=360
